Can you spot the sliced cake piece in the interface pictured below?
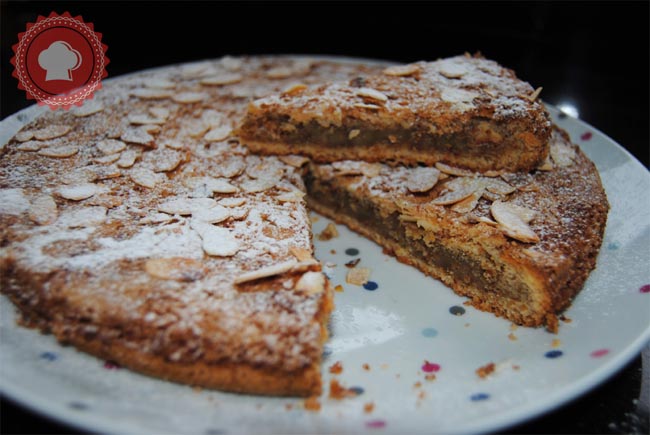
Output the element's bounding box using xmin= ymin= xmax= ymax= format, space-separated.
xmin=305 ymin=127 xmax=608 ymax=331
xmin=237 ymin=54 xmax=552 ymax=173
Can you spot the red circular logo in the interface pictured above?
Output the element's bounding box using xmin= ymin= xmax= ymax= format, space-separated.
xmin=11 ymin=12 xmax=109 ymax=110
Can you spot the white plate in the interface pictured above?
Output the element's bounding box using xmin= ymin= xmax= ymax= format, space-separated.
xmin=1 ymin=99 xmax=649 ymax=434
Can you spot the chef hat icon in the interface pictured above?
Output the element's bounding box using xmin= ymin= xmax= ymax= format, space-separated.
xmin=38 ymin=41 xmax=82 ymax=81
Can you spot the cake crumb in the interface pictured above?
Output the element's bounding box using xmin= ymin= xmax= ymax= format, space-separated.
xmin=509 ymin=323 xmax=519 ymax=331
xmin=329 ymin=361 xmax=343 ymax=374
xmin=345 ymin=258 xmax=361 ymax=268
xmin=560 ymin=314 xmax=572 ymax=323
xmin=380 ymin=364 xmax=389 ymax=370
xmin=362 ymin=363 xmax=371 ymax=371
xmin=512 ymin=364 xmax=521 ymax=371
xmin=304 ymin=396 xmax=321 ymax=411
xmin=508 ymin=333 xmax=518 ymax=341
xmin=318 ymin=222 xmax=339 ymax=241
xmin=551 ymin=338 xmax=562 ymax=348
xmin=334 ymin=284 xmax=344 ymax=292
xmin=330 ymin=249 xmax=337 ymax=254
xmin=476 ymin=362 xmax=496 ymax=379
xmin=413 ymin=381 xmax=422 ymax=389
xmin=364 ymin=402 xmax=375 ymax=414
xmin=346 ymin=267 xmax=370 ymax=285
xmin=285 ymin=403 xmax=294 ymax=410
xmin=329 ymin=379 xmax=357 ymax=400
xmin=425 ymin=374 xmax=436 ymax=381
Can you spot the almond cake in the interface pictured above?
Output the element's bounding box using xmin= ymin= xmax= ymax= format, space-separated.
xmin=0 ymin=55 xmax=608 ymax=397
xmin=237 ymin=54 xmax=552 ymax=173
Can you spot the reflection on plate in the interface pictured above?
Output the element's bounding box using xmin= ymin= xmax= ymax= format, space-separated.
xmin=1 ymin=100 xmax=649 ymax=434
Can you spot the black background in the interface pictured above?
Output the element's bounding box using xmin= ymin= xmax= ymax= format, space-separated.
xmin=1 ymin=1 xmax=649 ymax=434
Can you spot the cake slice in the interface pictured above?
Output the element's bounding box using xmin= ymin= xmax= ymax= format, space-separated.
xmin=238 ymin=54 xmax=552 ymax=173
xmin=305 ymin=127 xmax=608 ymax=331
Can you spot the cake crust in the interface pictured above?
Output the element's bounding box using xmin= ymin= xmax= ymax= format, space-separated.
xmin=237 ymin=54 xmax=552 ymax=173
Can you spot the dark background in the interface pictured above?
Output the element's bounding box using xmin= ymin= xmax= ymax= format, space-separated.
xmin=1 ymin=1 xmax=649 ymax=434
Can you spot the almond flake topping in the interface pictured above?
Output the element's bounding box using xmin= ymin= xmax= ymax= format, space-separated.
xmin=71 ymin=100 xmax=104 ymax=117
xmin=94 ymin=154 xmax=121 ymax=164
xmin=278 ymin=155 xmax=310 ymax=167
xmin=15 ymin=130 xmax=35 ymax=142
xmin=33 ymin=125 xmax=72 ymax=140
xmin=37 ymin=145 xmax=79 ymax=158
xmin=282 ymin=83 xmax=308 ymax=96
xmin=57 ymin=183 xmax=98 ymax=201
xmin=204 ymin=125 xmax=232 ymax=142
xmin=295 ymin=271 xmax=325 ymax=295
xmin=383 ymin=64 xmax=421 ymax=77
xmin=233 ymin=259 xmax=319 ymax=284
xmin=266 ymin=66 xmax=293 ymax=79
xmin=526 ymin=87 xmax=543 ymax=102
xmin=346 ymin=267 xmax=371 ymax=286
xmin=131 ymin=88 xmax=172 ymax=100
xmin=130 ymin=168 xmax=163 ymax=189
xmin=318 ymin=222 xmax=339 ymax=241
xmin=406 ymin=167 xmax=441 ymax=193
xmin=356 ymin=87 xmax=388 ymax=103
xmin=172 ymin=91 xmax=207 ymax=104
xmin=149 ymin=106 xmax=171 ymax=120
xmin=28 ymin=194 xmax=58 ymax=225
xmin=438 ymin=60 xmax=468 ymax=79
xmin=191 ymin=221 xmax=240 ymax=257
xmin=550 ymin=140 xmax=576 ymax=167
xmin=185 ymin=176 xmax=239 ymax=195
xmin=117 ymin=149 xmax=138 ymax=168
xmin=17 ymin=140 xmax=43 ymax=151
xmin=158 ymin=197 xmax=217 ymax=216
xmin=435 ymin=162 xmax=477 ymax=177
xmin=145 ymin=78 xmax=176 ymax=89
xmin=353 ymin=103 xmax=382 ymax=110
xmin=276 ymin=189 xmax=305 ymax=203
xmin=289 ymin=245 xmax=313 ymax=262
xmin=128 ymin=114 xmax=167 ymax=125
xmin=121 ymin=128 xmax=154 ymax=146
xmin=219 ymin=197 xmax=246 ymax=207
xmin=0 ymin=189 xmax=30 ymax=216
xmin=432 ymin=177 xmax=482 ymax=205
xmin=96 ymin=139 xmax=127 ymax=155
xmin=331 ymin=161 xmax=382 ymax=177
xmin=192 ymin=205 xmax=231 ymax=224
xmin=145 ymin=257 xmax=206 ymax=282
xmin=153 ymin=150 xmax=184 ymax=172
xmin=490 ymin=201 xmax=539 ymax=243
xmin=200 ymin=73 xmax=243 ymax=85
xmin=348 ymin=129 xmax=361 ymax=139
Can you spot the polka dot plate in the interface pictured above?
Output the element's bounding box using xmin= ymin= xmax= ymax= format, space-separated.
xmin=1 ymin=99 xmax=649 ymax=434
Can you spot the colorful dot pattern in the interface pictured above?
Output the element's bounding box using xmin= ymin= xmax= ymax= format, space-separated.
xmin=449 ymin=306 xmax=466 ymax=316
xmin=470 ymin=393 xmax=490 ymax=401
xmin=421 ymin=327 xmax=438 ymax=338
xmin=363 ymin=281 xmax=378 ymax=291
xmin=545 ymin=350 xmax=563 ymax=359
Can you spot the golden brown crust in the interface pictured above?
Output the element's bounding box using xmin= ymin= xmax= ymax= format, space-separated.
xmin=237 ymin=55 xmax=552 ymax=172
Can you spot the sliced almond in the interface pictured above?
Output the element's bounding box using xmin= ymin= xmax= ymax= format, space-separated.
xmin=526 ymin=87 xmax=543 ymax=102
xmin=537 ymin=154 xmax=554 ymax=171
xmin=94 ymin=154 xmax=121 ymax=164
xmin=200 ymin=73 xmax=243 ymax=85
xmin=145 ymin=78 xmax=176 ymax=89
xmin=160 ymin=197 xmax=217 ymax=216
xmin=192 ymin=204 xmax=230 ymax=224
xmin=71 ymin=100 xmax=104 ymax=117
xmin=282 ymin=83 xmax=308 ymax=96
xmin=130 ymin=168 xmax=163 ymax=188
xmin=15 ymin=130 xmax=34 ymax=142
xmin=128 ymin=114 xmax=167 ymax=125
xmin=240 ymin=178 xmax=277 ymax=193
xmin=0 ymin=188 xmax=30 ymax=216
xmin=117 ymin=149 xmax=138 ymax=168
xmin=28 ymin=194 xmax=58 ymax=225
xmin=233 ymin=259 xmax=319 ymax=284
xmin=17 ymin=140 xmax=43 ymax=151
xmin=149 ymin=106 xmax=170 ymax=120
xmin=153 ymin=150 xmax=184 ymax=172
xmin=219 ymin=197 xmax=246 ymax=207
xmin=38 ymin=145 xmax=79 ymax=158
xmin=139 ymin=212 xmax=175 ymax=224
xmin=550 ymin=141 xmax=576 ymax=167
xmin=406 ymin=167 xmax=441 ymax=193
xmin=438 ymin=61 xmax=468 ymax=79
xmin=276 ymin=189 xmax=305 ymax=203
xmin=348 ymin=129 xmax=361 ymax=140
xmin=266 ymin=66 xmax=293 ymax=79
xmin=451 ymin=189 xmax=483 ymax=213
xmin=356 ymin=87 xmax=388 ymax=103
xmin=33 ymin=125 xmax=71 ymax=140
xmin=383 ymin=64 xmax=420 ymax=77
xmin=289 ymin=245 xmax=313 ymax=262
xmin=172 ymin=91 xmax=207 ymax=104
xmin=331 ymin=161 xmax=382 ymax=177
xmin=145 ymin=257 xmax=206 ymax=282
xmin=61 ymin=206 xmax=107 ymax=228
xmin=435 ymin=162 xmax=476 ymax=177
xmin=96 ymin=139 xmax=127 ymax=155
xmin=432 ymin=177 xmax=481 ymax=205
xmin=57 ymin=183 xmax=98 ymax=201
xmin=483 ymin=177 xmax=516 ymax=195
xmin=353 ymin=103 xmax=382 ymax=110
xmin=204 ymin=125 xmax=232 ymax=142
xmin=131 ymin=88 xmax=172 ymax=100
xmin=490 ymin=201 xmax=539 ymax=243
xmin=197 ymin=224 xmax=240 ymax=257
xmin=121 ymin=128 xmax=154 ymax=147
xmin=295 ymin=271 xmax=325 ymax=295
xmin=278 ymin=155 xmax=309 ymax=167
xmin=346 ymin=267 xmax=371 ymax=286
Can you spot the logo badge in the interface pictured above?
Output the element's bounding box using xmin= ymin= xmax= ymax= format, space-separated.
xmin=11 ymin=12 xmax=109 ymax=110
